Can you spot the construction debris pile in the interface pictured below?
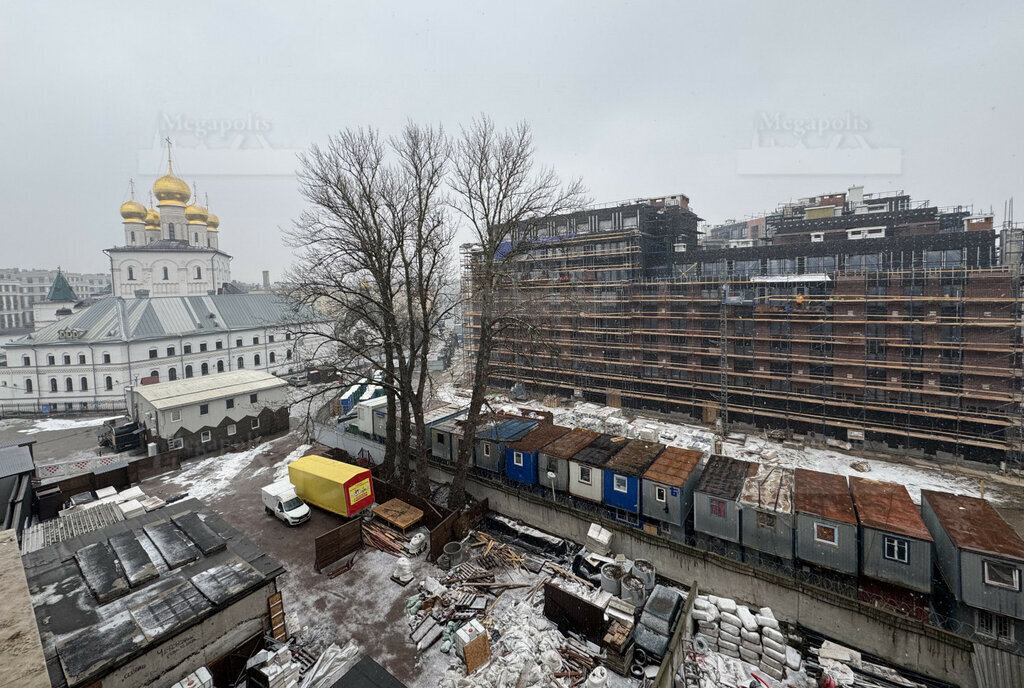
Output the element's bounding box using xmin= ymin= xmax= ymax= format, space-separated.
xmin=690 ymin=593 xmax=801 ymax=682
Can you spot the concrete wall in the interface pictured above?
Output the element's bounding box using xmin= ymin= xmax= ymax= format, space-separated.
xmin=432 ymin=466 xmax=978 ymax=688
xmin=795 ymin=514 xmax=858 ymax=575
xmin=101 ymin=581 xmax=275 ymax=688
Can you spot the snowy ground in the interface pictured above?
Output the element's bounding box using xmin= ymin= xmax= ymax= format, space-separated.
xmin=432 ymin=382 xmax=1018 ymax=509
xmin=17 ymin=414 xmax=125 ymax=435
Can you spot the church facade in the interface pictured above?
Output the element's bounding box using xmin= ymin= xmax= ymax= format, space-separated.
xmin=106 ymin=158 xmax=231 ymax=298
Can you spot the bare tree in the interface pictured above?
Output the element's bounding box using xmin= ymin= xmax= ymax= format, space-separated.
xmin=284 ymin=124 xmax=454 ymax=491
xmin=447 ymin=116 xmax=586 ymax=508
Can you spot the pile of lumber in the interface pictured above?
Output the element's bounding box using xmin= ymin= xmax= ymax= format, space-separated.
xmin=469 ymin=532 xmax=524 ymax=570
xmin=602 ymin=619 xmax=634 ymax=676
xmin=361 ymin=521 xmax=407 ymax=555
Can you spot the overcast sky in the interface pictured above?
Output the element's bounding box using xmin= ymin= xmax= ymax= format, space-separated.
xmin=1 ymin=1 xmax=1021 ymax=282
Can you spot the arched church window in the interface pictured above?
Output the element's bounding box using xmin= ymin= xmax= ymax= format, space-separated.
xmin=127 ymin=267 xmax=135 ymax=281
xmin=162 ymin=267 xmax=169 ymax=280
xmin=130 ymin=231 xmax=136 ymax=243
xmin=168 ymin=223 xmax=175 ymax=239
xmin=195 ymin=266 xmax=202 ymax=279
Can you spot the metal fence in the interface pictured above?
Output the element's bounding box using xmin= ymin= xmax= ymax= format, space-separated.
xmin=0 ymin=400 xmax=127 ymax=418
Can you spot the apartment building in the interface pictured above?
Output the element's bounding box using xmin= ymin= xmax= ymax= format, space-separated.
xmin=466 ymin=189 xmax=1022 ymax=465
xmin=0 ymin=268 xmax=110 ymax=331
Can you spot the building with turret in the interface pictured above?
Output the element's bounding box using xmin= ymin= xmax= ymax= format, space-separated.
xmin=106 ymin=152 xmax=230 ymax=299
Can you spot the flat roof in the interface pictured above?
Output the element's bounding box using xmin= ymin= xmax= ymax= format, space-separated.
xmin=794 ymin=469 xmax=857 ymax=525
xmin=0 ymin=442 xmax=35 ymax=479
xmin=696 ymin=455 xmax=754 ymax=500
xmin=739 ymin=464 xmax=794 ymax=514
xmin=922 ymin=490 xmax=1024 ymax=560
xmin=605 ymin=439 xmax=664 ymax=477
xmin=476 ymin=418 xmax=537 ymax=443
xmin=0 ymin=529 xmax=49 ymax=688
xmin=539 ymin=428 xmax=600 ymax=460
xmin=133 ymin=370 xmax=287 ymax=410
xmin=849 ymin=477 xmax=932 ymax=541
xmin=643 ymin=447 xmax=702 ymax=487
xmin=22 ymin=498 xmax=283 ymax=688
xmin=507 ymin=424 xmax=572 ymax=454
xmin=571 ymin=434 xmax=629 ymax=468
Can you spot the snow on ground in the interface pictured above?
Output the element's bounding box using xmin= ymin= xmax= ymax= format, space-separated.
xmin=18 ymin=415 xmax=125 ymax=434
xmin=157 ymin=436 xmax=293 ymax=501
xmin=721 ymin=436 xmax=994 ymax=505
xmin=267 ymin=442 xmax=312 ymax=482
xmin=432 ymin=382 xmax=1010 ymax=506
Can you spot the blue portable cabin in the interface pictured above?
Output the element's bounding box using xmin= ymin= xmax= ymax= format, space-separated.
xmin=641 ymin=447 xmax=705 ymax=540
xmin=339 ymin=377 xmax=368 ymax=413
xmin=474 ymin=418 xmax=538 ymax=473
xmin=602 ymin=439 xmax=665 ymax=525
xmin=505 ymin=423 xmax=572 ymax=486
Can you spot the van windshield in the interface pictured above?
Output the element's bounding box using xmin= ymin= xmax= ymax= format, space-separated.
xmin=282 ymin=497 xmax=303 ymax=511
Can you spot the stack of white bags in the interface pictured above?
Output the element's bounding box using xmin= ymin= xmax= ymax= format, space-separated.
xmin=690 ymin=594 xmax=801 ymax=681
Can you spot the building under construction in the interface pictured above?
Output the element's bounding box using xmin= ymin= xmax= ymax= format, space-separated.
xmin=463 ymin=188 xmax=1023 ymax=466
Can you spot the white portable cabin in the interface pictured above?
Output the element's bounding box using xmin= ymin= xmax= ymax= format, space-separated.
xmin=355 ymin=395 xmax=389 ymax=437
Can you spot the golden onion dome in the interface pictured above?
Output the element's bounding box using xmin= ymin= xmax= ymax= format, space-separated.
xmin=153 ymin=173 xmax=190 ymax=206
xmin=185 ymin=202 xmax=209 ymax=224
xmin=206 ymin=212 xmax=220 ymax=230
xmin=119 ymin=199 xmax=146 ymax=223
xmin=144 ymin=207 xmax=161 ymax=229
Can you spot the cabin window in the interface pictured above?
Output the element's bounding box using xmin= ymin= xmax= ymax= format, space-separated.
xmin=227 ymin=424 xmax=236 ymax=436
xmin=200 ymin=430 xmax=212 ymax=442
xmin=512 ymin=451 xmax=524 ymax=467
xmin=756 ymin=512 xmax=777 ymax=530
xmin=814 ymin=522 xmax=839 ymax=547
xmin=435 ymin=432 xmax=444 ymax=444
xmin=983 ymin=561 xmax=1021 ymax=591
xmin=251 ymin=418 xmax=260 ymax=429
xmin=170 ymin=437 xmax=184 ymax=450
xmin=976 ymin=609 xmax=1015 ymax=642
xmin=655 ymin=486 xmax=667 ymax=503
xmin=613 ymin=474 xmax=628 ymax=493
xmin=578 ymin=466 xmax=592 ymax=485
xmin=171 ymin=410 xmax=181 ymax=421
xmin=226 ymin=398 xmax=234 ymax=409
xmin=250 ymin=393 xmax=258 ymax=403
xmin=883 ymin=536 xmax=909 ymax=564
xmin=709 ymin=498 xmax=726 ymax=518
xmin=483 ymin=444 xmax=491 ymax=458
xmin=199 ymin=404 xmax=209 ymax=415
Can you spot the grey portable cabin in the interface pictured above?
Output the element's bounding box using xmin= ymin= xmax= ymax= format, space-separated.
xmin=849 ymin=477 xmax=933 ymax=594
xmin=431 ymin=417 xmax=465 ymax=464
xmin=739 ymin=464 xmax=795 ymax=562
xmin=693 ymin=456 xmax=755 ymax=545
xmin=921 ymin=489 xmax=1024 ymax=649
xmin=794 ymin=468 xmax=858 ymax=575
xmin=641 ymin=447 xmax=704 ymax=540
xmin=537 ymin=428 xmax=601 ymax=494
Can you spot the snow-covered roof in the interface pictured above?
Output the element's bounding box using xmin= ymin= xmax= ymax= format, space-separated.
xmin=21 ymin=498 xmax=283 ymax=688
xmin=133 ymin=370 xmax=287 ymax=410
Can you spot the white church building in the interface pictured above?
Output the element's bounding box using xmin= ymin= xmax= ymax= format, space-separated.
xmin=0 ymin=155 xmax=326 ymax=412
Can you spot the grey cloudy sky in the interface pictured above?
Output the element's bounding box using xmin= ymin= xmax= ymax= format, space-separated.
xmin=1 ymin=1 xmax=1021 ymax=282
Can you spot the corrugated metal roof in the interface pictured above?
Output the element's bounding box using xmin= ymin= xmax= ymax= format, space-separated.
xmin=133 ymin=370 xmax=287 ymax=410
xmin=6 ymin=293 xmax=315 ymax=347
xmin=643 ymin=447 xmax=702 ymax=487
xmin=696 ymin=455 xmax=753 ymax=500
xmin=849 ymin=477 xmax=932 ymax=541
xmin=794 ymin=469 xmax=857 ymax=524
xmin=922 ymin=490 xmax=1024 ymax=560
xmin=0 ymin=443 xmax=34 ymax=479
